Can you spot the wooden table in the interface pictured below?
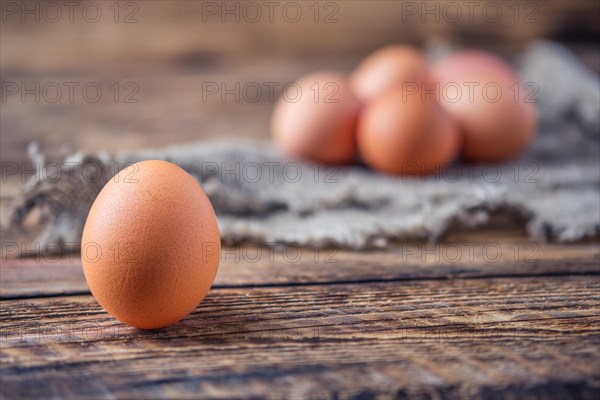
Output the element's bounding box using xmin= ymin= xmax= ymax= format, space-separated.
xmin=1 ymin=225 xmax=599 ymax=399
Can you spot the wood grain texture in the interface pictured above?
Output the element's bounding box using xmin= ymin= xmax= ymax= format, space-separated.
xmin=2 ymin=230 xmax=599 ymax=299
xmin=1 ymin=276 xmax=599 ymax=399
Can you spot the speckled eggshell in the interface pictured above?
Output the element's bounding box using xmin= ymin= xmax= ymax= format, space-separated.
xmin=81 ymin=160 xmax=221 ymax=329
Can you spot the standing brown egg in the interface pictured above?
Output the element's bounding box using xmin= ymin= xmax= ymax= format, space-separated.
xmin=357 ymin=85 xmax=460 ymax=176
xmin=81 ymin=160 xmax=221 ymax=329
xmin=350 ymin=45 xmax=429 ymax=102
xmin=271 ymin=71 xmax=360 ymax=164
xmin=432 ymin=51 xmax=537 ymax=163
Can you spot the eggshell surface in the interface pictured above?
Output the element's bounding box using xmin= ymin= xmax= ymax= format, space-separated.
xmin=357 ymin=85 xmax=460 ymax=176
xmin=271 ymin=71 xmax=360 ymax=164
xmin=81 ymin=160 xmax=221 ymax=329
xmin=432 ymin=51 xmax=537 ymax=162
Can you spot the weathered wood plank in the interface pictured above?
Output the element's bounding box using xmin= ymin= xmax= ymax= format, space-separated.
xmin=2 ymin=232 xmax=599 ymax=299
xmin=1 ymin=276 xmax=599 ymax=399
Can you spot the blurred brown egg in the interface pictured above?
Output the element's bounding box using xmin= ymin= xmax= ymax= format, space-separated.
xmin=350 ymin=45 xmax=429 ymax=102
xmin=432 ymin=51 xmax=537 ymax=163
xmin=357 ymin=85 xmax=460 ymax=176
xmin=271 ymin=71 xmax=360 ymax=164
xmin=82 ymin=160 xmax=221 ymax=329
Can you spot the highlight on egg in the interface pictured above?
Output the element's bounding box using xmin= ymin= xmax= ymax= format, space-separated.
xmin=81 ymin=160 xmax=221 ymax=329
xmin=350 ymin=45 xmax=429 ymax=103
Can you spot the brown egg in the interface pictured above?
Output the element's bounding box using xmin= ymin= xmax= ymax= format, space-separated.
xmin=271 ymin=71 xmax=360 ymax=164
xmin=350 ymin=45 xmax=429 ymax=102
xmin=357 ymin=85 xmax=460 ymax=176
xmin=432 ymin=51 xmax=537 ymax=163
xmin=81 ymin=160 xmax=221 ymax=329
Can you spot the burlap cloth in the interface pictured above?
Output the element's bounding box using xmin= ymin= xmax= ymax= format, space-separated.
xmin=8 ymin=41 xmax=600 ymax=251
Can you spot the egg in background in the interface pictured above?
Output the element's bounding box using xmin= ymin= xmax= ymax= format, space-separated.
xmin=357 ymin=84 xmax=460 ymax=175
xmin=431 ymin=51 xmax=537 ymax=163
xmin=350 ymin=45 xmax=429 ymax=102
xmin=271 ymin=71 xmax=360 ymax=164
